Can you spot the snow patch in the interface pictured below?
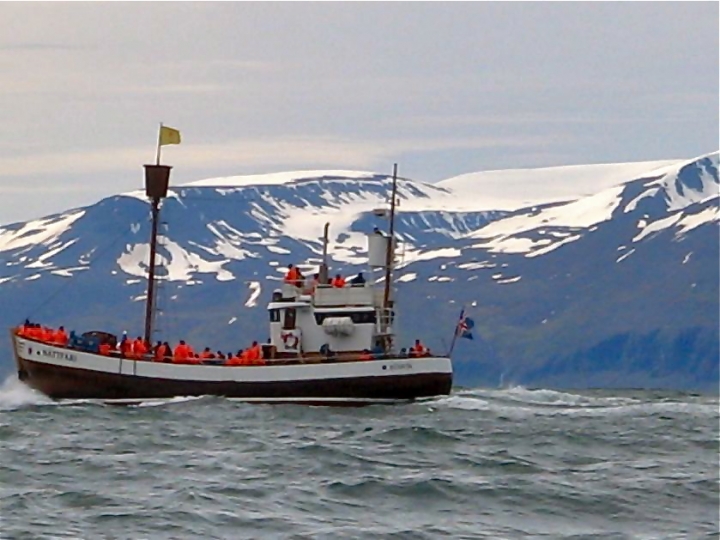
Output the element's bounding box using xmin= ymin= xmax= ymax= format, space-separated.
xmin=396 ymin=273 xmax=417 ymax=283
xmin=245 ymin=281 xmax=261 ymax=307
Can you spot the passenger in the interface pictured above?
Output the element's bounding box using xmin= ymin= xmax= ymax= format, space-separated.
xmin=358 ymin=349 xmax=373 ymax=361
xmin=246 ymin=341 xmax=261 ymax=360
xmin=99 ymin=342 xmax=111 ymax=356
xmin=25 ymin=324 xmax=39 ymax=340
xmin=349 ymin=272 xmax=366 ymax=286
xmin=119 ymin=334 xmax=132 ymax=358
xmin=216 ymin=351 xmax=226 ymax=360
xmin=399 ymin=347 xmax=408 ymax=358
xmin=331 ymin=274 xmax=346 ymax=288
xmin=132 ymin=337 xmax=147 ymax=359
xmin=227 ymin=349 xmax=248 ymax=366
xmin=173 ymin=340 xmax=190 ymax=363
xmin=154 ymin=342 xmax=168 ymax=362
xmin=284 ymin=264 xmax=301 ymax=287
xmin=41 ymin=326 xmax=54 ymax=343
xmin=307 ymin=273 xmax=320 ymax=294
xmin=200 ymin=347 xmax=214 ymax=359
xmin=162 ymin=342 xmax=172 ymax=362
xmin=409 ymin=339 xmax=429 ymax=357
xmin=53 ymin=326 xmax=69 ymax=346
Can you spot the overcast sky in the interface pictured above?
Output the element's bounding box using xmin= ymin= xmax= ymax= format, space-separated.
xmin=0 ymin=2 xmax=717 ymax=225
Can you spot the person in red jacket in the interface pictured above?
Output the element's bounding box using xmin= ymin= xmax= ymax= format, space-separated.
xmin=331 ymin=274 xmax=346 ymax=288
xmin=409 ymin=339 xmax=429 ymax=357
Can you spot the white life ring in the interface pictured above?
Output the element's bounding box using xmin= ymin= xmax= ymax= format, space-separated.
xmin=281 ymin=332 xmax=300 ymax=351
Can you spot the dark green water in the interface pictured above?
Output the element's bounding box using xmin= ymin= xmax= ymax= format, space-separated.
xmin=0 ymin=377 xmax=718 ymax=539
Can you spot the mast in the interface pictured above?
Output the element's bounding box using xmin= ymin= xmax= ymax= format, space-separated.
xmin=142 ymin=163 xmax=172 ymax=344
xmin=382 ymin=163 xmax=398 ymax=312
xmin=144 ymin=196 xmax=162 ymax=344
xmin=142 ymin=124 xmax=179 ymax=344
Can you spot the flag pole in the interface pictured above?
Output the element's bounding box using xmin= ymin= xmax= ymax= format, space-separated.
xmin=447 ymin=306 xmax=465 ymax=357
xmin=155 ymin=122 xmax=163 ymax=165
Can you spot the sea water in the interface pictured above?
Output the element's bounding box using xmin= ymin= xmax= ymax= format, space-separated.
xmin=0 ymin=376 xmax=717 ymax=539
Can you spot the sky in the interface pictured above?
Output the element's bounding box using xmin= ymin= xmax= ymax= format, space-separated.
xmin=0 ymin=2 xmax=717 ymax=225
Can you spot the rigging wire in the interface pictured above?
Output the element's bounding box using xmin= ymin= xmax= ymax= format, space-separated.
xmin=23 ymin=220 xmax=143 ymax=323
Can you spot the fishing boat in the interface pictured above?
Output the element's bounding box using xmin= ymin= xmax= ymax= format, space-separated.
xmin=10 ymin=133 xmax=453 ymax=405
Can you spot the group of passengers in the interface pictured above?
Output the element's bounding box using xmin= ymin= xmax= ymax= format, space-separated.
xmin=284 ymin=264 xmax=366 ymax=294
xmin=113 ymin=336 xmax=267 ymax=366
xmin=356 ymin=339 xmax=431 ymax=362
xmin=16 ymin=322 xmax=68 ymax=346
xmin=16 ymin=320 xmax=266 ymax=367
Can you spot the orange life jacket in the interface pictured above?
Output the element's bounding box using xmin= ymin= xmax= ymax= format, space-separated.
xmin=226 ymin=355 xmax=242 ymax=366
xmin=332 ymin=277 xmax=346 ymax=288
xmin=173 ymin=344 xmax=190 ymax=362
xmin=284 ymin=267 xmax=300 ymax=283
xmin=99 ymin=343 xmax=111 ymax=356
xmin=132 ymin=339 xmax=147 ymax=359
xmin=359 ymin=351 xmax=373 ymax=361
xmin=54 ymin=329 xmax=69 ymax=346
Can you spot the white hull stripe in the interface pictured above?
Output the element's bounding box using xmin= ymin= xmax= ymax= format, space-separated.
xmin=14 ymin=337 xmax=452 ymax=383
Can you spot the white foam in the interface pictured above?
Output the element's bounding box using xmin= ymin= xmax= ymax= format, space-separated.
xmin=0 ymin=376 xmax=53 ymax=410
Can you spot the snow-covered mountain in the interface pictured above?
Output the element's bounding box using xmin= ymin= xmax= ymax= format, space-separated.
xmin=0 ymin=153 xmax=717 ymax=390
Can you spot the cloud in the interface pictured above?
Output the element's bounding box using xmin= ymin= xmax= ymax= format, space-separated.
xmin=0 ymin=135 xmax=554 ymax=180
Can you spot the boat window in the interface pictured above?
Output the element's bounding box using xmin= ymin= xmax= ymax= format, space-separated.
xmin=314 ymin=311 xmax=376 ymax=325
xmin=283 ymin=308 xmax=296 ymax=330
xmin=269 ymin=309 xmax=280 ymax=323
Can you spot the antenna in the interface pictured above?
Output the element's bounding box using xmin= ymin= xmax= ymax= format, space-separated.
xmin=382 ymin=164 xmax=398 ymax=313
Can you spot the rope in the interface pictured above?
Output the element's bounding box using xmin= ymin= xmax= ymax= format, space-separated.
xmin=23 ymin=219 xmax=140 ymax=322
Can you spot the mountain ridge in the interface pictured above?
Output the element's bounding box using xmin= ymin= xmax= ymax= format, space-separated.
xmin=0 ymin=152 xmax=717 ymax=390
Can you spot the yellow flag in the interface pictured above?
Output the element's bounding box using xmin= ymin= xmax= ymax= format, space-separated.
xmin=159 ymin=126 xmax=181 ymax=146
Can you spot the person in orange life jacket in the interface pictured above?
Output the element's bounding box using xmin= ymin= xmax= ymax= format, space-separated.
xmin=246 ymin=341 xmax=265 ymax=365
xmin=284 ymin=264 xmax=301 ymax=287
xmin=200 ymin=347 xmax=214 ymax=359
xmin=409 ymin=339 xmax=429 ymax=357
xmin=173 ymin=340 xmax=191 ymax=363
xmin=153 ymin=341 xmax=167 ymax=362
xmin=216 ymin=351 xmax=226 ymax=360
xmin=132 ymin=337 xmax=147 ymax=359
xmin=331 ymin=274 xmax=346 ymax=288
xmin=358 ymin=349 xmax=373 ymax=361
xmin=40 ymin=326 xmax=53 ymax=343
xmin=246 ymin=341 xmax=261 ymax=360
xmin=226 ymin=350 xmax=247 ymax=366
xmin=53 ymin=326 xmax=69 ymax=346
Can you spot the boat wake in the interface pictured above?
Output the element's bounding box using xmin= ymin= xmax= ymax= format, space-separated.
xmin=0 ymin=375 xmax=212 ymax=411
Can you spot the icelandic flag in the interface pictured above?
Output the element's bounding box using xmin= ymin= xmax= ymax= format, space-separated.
xmin=456 ymin=313 xmax=475 ymax=340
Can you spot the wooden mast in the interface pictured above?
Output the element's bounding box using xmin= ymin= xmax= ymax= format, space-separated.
xmin=144 ymin=197 xmax=161 ymax=345
xmin=143 ymin=127 xmax=172 ymax=345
